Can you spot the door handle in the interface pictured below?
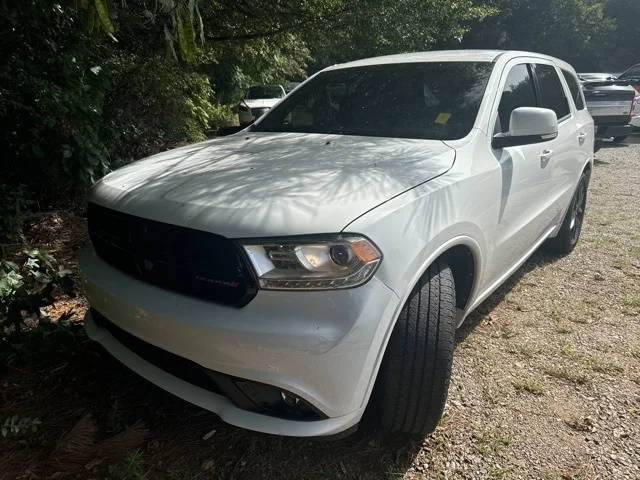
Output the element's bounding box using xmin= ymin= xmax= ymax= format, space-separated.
xmin=578 ymin=132 xmax=587 ymax=145
xmin=540 ymin=149 xmax=553 ymax=162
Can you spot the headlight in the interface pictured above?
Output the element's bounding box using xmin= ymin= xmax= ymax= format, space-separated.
xmin=241 ymin=235 xmax=382 ymax=290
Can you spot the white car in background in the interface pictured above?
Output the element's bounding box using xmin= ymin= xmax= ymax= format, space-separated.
xmin=238 ymin=85 xmax=286 ymax=126
xmin=80 ymin=50 xmax=594 ymax=438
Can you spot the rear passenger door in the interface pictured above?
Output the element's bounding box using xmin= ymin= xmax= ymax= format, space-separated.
xmin=531 ymin=63 xmax=582 ymax=223
xmin=561 ymin=67 xmax=594 ymax=180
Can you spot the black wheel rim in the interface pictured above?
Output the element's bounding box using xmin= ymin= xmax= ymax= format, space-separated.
xmin=569 ymin=178 xmax=587 ymax=244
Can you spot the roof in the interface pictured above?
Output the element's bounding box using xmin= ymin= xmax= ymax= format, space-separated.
xmin=327 ymin=50 xmax=575 ymax=72
xmin=328 ymin=50 xmax=506 ymax=70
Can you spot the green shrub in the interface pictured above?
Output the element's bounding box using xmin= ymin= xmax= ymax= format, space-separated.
xmin=107 ymin=451 xmax=148 ymax=480
xmin=0 ymin=1 xmax=110 ymax=201
xmin=0 ymin=184 xmax=32 ymax=240
xmin=0 ymin=249 xmax=74 ymax=334
xmin=1 ymin=415 xmax=42 ymax=438
xmin=0 ymin=248 xmax=83 ymax=366
xmin=103 ymin=55 xmax=232 ymax=166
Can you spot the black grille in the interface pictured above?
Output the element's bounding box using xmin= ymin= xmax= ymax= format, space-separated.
xmin=87 ymin=203 xmax=257 ymax=307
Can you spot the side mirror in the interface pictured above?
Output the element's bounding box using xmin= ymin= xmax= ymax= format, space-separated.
xmin=492 ymin=107 xmax=559 ymax=149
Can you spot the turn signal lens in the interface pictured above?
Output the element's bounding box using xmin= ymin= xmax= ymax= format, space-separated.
xmin=241 ymin=235 xmax=382 ymax=290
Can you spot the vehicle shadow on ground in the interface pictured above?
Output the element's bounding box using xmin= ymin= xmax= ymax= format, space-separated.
xmin=456 ymin=248 xmax=563 ymax=344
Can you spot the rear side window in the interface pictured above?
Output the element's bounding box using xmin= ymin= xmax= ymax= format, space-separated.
xmin=561 ymin=70 xmax=585 ymax=110
xmin=497 ymin=64 xmax=537 ymax=133
xmin=534 ymin=64 xmax=570 ymax=119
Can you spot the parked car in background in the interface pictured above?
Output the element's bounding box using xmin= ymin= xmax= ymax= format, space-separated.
xmin=618 ymin=63 xmax=640 ymax=92
xmin=80 ymin=50 xmax=593 ymax=438
xmin=238 ymin=85 xmax=286 ymax=126
xmin=617 ymin=64 xmax=640 ymax=128
xmin=578 ymin=73 xmax=637 ymax=145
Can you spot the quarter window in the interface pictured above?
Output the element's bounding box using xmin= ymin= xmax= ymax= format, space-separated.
xmin=534 ymin=64 xmax=570 ymax=119
xmin=561 ymin=70 xmax=585 ymax=110
xmin=497 ymin=64 xmax=537 ymax=134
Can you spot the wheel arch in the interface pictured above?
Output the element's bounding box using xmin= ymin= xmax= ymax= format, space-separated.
xmin=362 ymin=235 xmax=483 ymax=412
xmin=391 ymin=234 xmax=484 ymax=334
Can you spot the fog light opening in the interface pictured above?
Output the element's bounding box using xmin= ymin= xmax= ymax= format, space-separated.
xmin=280 ymin=391 xmax=301 ymax=407
xmin=230 ymin=379 xmax=327 ymax=421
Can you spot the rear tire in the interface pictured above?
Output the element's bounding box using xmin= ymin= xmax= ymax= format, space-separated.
xmin=546 ymin=170 xmax=589 ymax=254
xmin=373 ymin=260 xmax=456 ymax=436
xmin=613 ymin=136 xmax=628 ymax=143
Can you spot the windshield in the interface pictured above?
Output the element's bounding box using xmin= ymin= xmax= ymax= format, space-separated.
xmin=246 ymin=86 xmax=284 ymax=99
xmin=253 ymin=62 xmax=494 ymax=140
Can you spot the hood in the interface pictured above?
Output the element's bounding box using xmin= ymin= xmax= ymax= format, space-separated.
xmin=242 ymin=98 xmax=281 ymax=109
xmin=90 ymin=132 xmax=455 ymax=238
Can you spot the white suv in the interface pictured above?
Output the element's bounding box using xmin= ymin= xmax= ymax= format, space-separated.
xmin=79 ymin=50 xmax=594 ymax=438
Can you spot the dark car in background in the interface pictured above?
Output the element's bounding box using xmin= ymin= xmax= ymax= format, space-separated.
xmin=618 ymin=63 xmax=640 ymax=91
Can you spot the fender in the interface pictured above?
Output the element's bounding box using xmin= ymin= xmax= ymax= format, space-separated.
xmin=359 ymin=234 xmax=483 ymax=410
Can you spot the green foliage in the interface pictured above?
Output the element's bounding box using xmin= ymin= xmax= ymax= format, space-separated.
xmin=103 ymin=55 xmax=230 ymax=165
xmin=0 ymin=247 xmax=83 ymax=367
xmin=0 ymin=1 xmax=110 ymax=201
xmin=93 ymin=0 xmax=116 ymax=36
xmin=108 ymin=451 xmax=148 ymax=480
xmin=0 ymin=415 xmax=42 ymax=438
xmin=308 ymin=0 xmax=497 ymax=69
xmin=204 ymin=34 xmax=311 ymax=103
xmin=0 ymin=184 xmax=32 ymax=240
xmin=603 ymin=0 xmax=640 ymax=70
xmin=0 ymin=249 xmax=74 ymax=336
xmin=462 ymin=0 xmax=617 ymax=71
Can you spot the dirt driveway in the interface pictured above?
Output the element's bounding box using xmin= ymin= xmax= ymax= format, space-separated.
xmin=1 ymin=141 xmax=639 ymax=480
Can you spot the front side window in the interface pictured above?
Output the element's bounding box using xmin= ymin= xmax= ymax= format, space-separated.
xmin=253 ymin=62 xmax=495 ymax=141
xmin=246 ymin=86 xmax=284 ymax=99
xmin=562 ymin=70 xmax=585 ymax=110
xmin=533 ymin=64 xmax=570 ymax=119
xmin=496 ymin=64 xmax=537 ymax=134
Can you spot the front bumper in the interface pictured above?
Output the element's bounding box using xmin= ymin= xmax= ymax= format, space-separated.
xmin=78 ymin=246 xmax=400 ymax=436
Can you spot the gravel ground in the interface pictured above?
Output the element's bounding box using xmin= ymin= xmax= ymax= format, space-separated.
xmin=1 ymin=140 xmax=639 ymax=480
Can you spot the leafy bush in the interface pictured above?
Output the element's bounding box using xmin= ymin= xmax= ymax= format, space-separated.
xmin=0 ymin=1 xmax=110 ymax=201
xmin=1 ymin=415 xmax=42 ymax=438
xmin=101 ymin=54 xmax=231 ymax=166
xmin=0 ymin=249 xmax=74 ymax=334
xmin=0 ymin=2 xmax=233 ymax=212
xmin=0 ymin=248 xmax=82 ymax=366
xmin=107 ymin=450 xmax=148 ymax=480
xmin=0 ymin=184 xmax=32 ymax=240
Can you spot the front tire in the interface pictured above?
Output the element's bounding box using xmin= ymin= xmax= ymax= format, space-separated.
xmin=373 ymin=260 xmax=456 ymax=435
xmin=546 ymin=170 xmax=589 ymax=254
